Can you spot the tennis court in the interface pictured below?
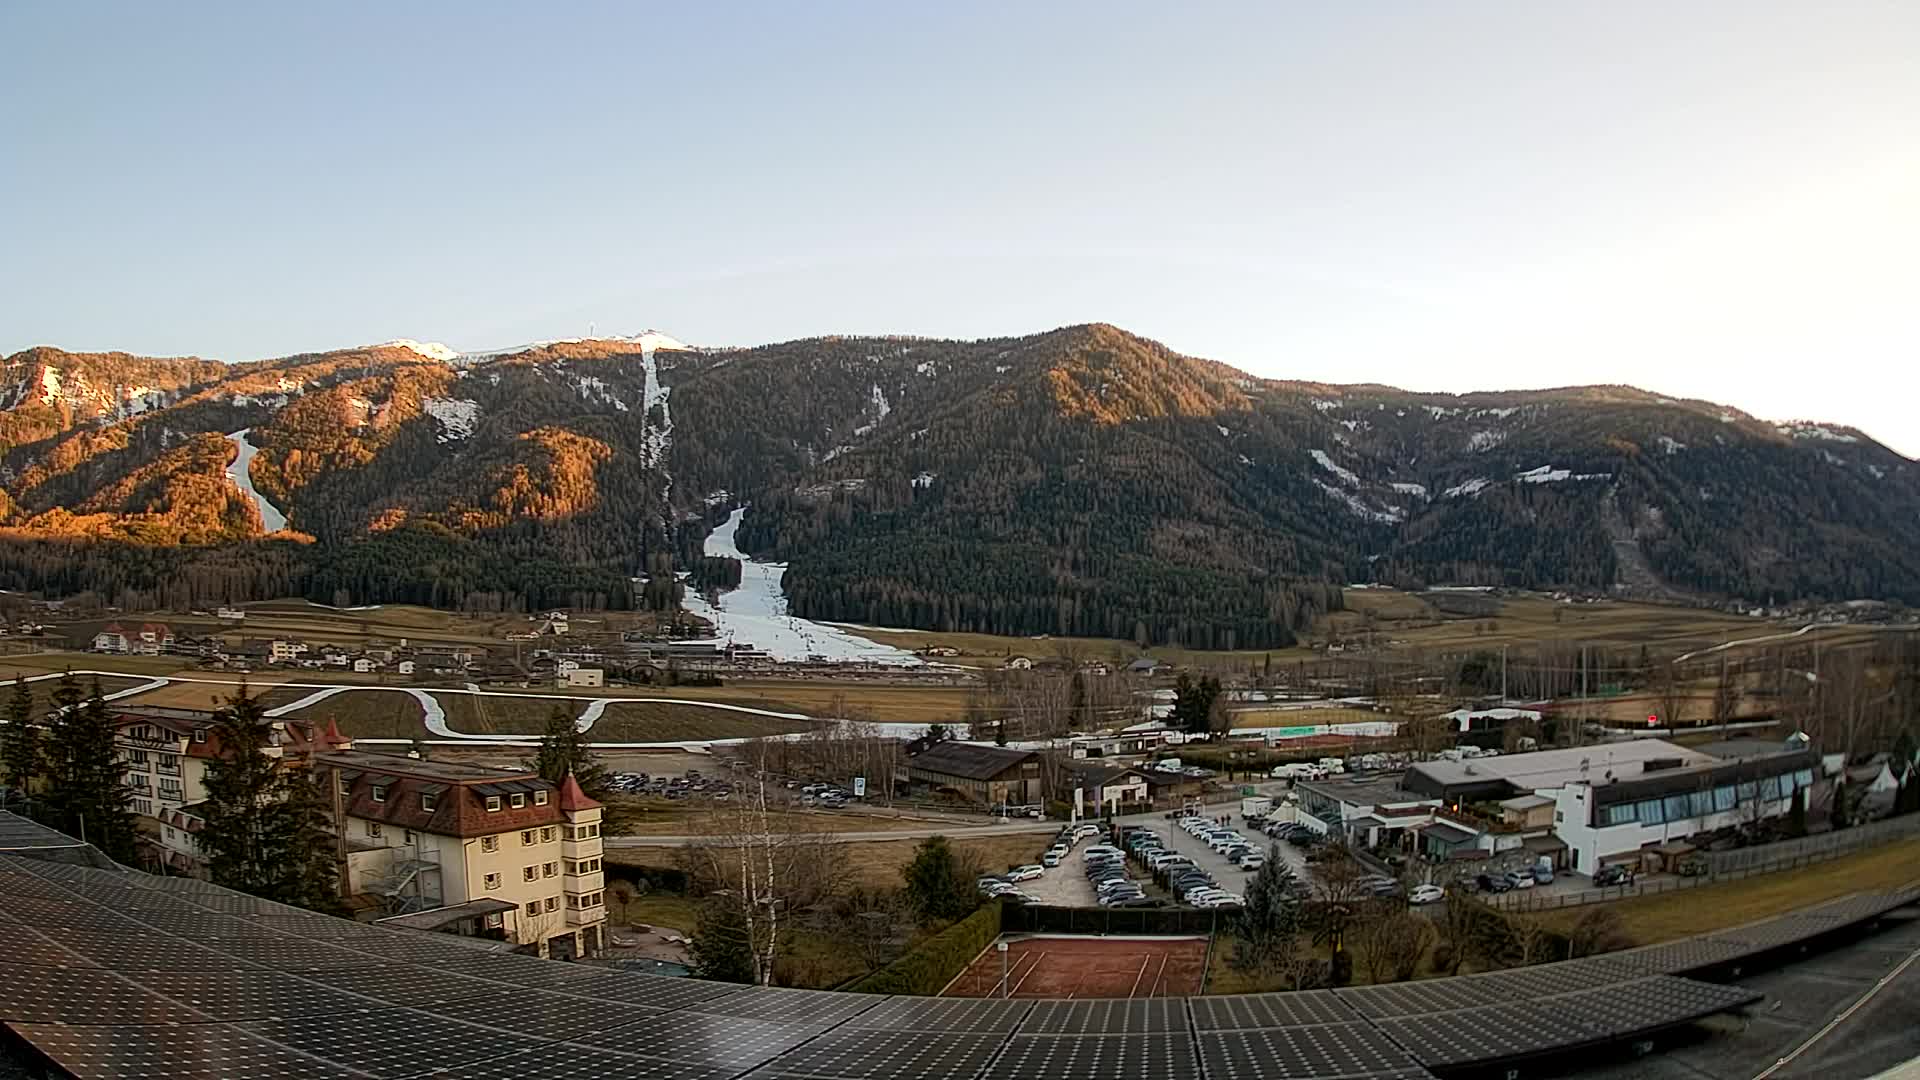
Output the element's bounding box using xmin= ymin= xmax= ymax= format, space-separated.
xmin=941 ymin=934 xmax=1209 ymax=999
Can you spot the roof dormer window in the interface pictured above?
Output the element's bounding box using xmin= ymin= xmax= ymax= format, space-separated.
xmin=371 ymin=785 xmax=387 ymax=803
xmin=485 ymin=796 xmax=502 ymax=812
xmin=192 ymin=729 xmax=208 ymax=743
xmin=534 ymin=790 xmax=549 ymax=806
xmin=510 ymin=793 xmax=526 ymax=809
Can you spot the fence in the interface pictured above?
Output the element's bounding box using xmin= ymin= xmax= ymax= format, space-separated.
xmin=1000 ymin=903 xmax=1223 ymax=936
xmin=1490 ymin=814 xmax=1920 ymax=914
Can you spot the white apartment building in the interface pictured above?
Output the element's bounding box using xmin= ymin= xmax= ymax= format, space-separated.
xmin=313 ymin=750 xmax=607 ymax=959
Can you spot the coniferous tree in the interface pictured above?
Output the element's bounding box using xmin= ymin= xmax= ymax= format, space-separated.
xmin=271 ymin=767 xmax=345 ymax=914
xmin=41 ymin=675 xmax=136 ymax=862
xmin=198 ymin=687 xmax=341 ymax=911
xmin=198 ymin=688 xmax=285 ymax=893
xmin=688 ymin=899 xmax=756 ymax=983
xmin=528 ymin=705 xmax=608 ymax=798
xmin=0 ymin=675 xmax=41 ymax=793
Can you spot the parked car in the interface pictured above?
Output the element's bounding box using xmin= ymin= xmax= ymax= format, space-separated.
xmin=1593 ymin=864 xmax=1635 ymax=887
xmin=1041 ymin=849 xmax=1065 ymax=868
xmin=1503 ymin=870 xmax=1535 ymax=890
xmin=1008 ymin=865 xmax=1045 ymax=882
xmin=1409 ymin=884 xmax=1446 ymax=905
xmin=1236 ymin=852 xmax=1266 ymax=870
xmin=1475 ymin=873 xmax=1512 ymax=894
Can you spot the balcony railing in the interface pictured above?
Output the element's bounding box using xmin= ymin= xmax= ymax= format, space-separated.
xmin=564 ymin=904 xmax=606 ymax=926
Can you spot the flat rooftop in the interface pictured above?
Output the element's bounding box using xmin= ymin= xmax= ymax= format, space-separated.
xmin=1410 ymin=740 xmax=1715 ymax=792
xmin=1298 ymin=773 xmax=1433 ymax=808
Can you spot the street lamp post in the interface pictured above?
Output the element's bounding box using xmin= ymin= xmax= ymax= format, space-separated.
xmin=997 ymin=941 xmax=1009 ymax=999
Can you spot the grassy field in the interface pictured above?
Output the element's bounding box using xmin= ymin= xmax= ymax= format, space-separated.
xmin=0 ymin=652 xmax=196 ymax=678
xmin=1540 ymin=836 xmax=1920 ymax=945
xmin=116 ymin=677 xmax=298 ymax=710
xmin=609 ymin=892 xmax=870 ymax=989
xmin=282 ymin=690 xmax=428 ymax=740
xmin=587 ymin=701 xmax=815 ymax=742
xmin=833 ymin=590 xmax=1812 ymax=671
xmin=0 ymin=674 xmax=153 ymax=714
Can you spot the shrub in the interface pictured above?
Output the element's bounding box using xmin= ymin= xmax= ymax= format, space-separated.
xmin=846 ymin=901 xmax=1003 ymax=995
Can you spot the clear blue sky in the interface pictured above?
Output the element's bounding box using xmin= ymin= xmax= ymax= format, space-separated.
xmin=4 ymin=2 xmax=1916 ymax=454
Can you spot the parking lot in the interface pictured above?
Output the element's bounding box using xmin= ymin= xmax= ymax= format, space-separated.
xmin=1109 ymin=807 xmax=1315 ymax=905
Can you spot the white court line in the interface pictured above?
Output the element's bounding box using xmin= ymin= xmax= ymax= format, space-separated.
xmin=1148 ymin=953 xmax=1170 ymax=998
xmin=1128 ymin=955 xmax=1152 ymax=999
xmin=1009 ymin=950 xmax=1045 ymax=997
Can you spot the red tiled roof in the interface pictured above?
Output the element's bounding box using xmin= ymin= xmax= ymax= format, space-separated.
xmin=555 ymin=772 xmax=601 ymax=812
xmin=327 ymin=764 xmax=563 ymax=838
xmin=101 ymin=623 xmax=127 ymax=635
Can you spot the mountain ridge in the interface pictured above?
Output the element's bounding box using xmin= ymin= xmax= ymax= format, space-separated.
xmin=0 ymin=324 xmax=1913 ymax=643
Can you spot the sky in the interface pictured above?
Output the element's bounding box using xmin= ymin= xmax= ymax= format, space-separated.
xmin=3 ymin=2 xmax=1916 ymax=455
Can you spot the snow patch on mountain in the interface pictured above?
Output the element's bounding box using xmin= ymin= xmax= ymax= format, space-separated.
xmin=1309 ymin=449 xmax=1360 ymax=487
xmin=574 ymin=374 xmax=629 ymax=411
xmin=378 ymin=339 xmax=460 ymax=361
xmin=1867 ymin=464 xmax=1886 ymax=480
xmin=1426 ymin=406 xmax=1462 ymax=419
xmin=1444 ymin=477 xmax=1491 ymax=498
xmin=454 ymin=329 xmax=689 ymax=365
xmin=422 ymin=398 xmax=479 ymax=442
xmin=1777 ymin=423 xmax=1859 ymax=444
xmin=1467 ymin=430 xmax=1505 ymax=452
xmin=912 ymin=472 xmax=936 ymax=489
xmin=1312 ymin=399 xmax=1341 ymax=412
xmin=854 ymin=384 xmax=892 ymax=436
xmin=1389 ymin=482 xmax=1429 ymax=498
xmin=1312 ymin=479 xmax=1403 ymax=524
xmin=1657 ymin=436 xmax=1687 ymax=455
xmin=1516 ymin=465 xmax=1610 ymax=484
xmin=1217 ymin=425 xmax=1231 ymax=437
xmin=223 ymin=429 xmax=288 ymax=532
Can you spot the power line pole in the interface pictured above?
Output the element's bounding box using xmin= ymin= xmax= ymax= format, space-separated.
xmin=1501 ymin=645 xmax=1509 ymax=704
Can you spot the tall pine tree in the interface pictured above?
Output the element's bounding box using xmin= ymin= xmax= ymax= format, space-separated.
xmin=197 ymin=687 xmax=341 ymax=912
xmin=529 ymin=705 xmax=608 ymax=797
xmin=42 ymin=676 xmax=137 ymax=862
xmin=0 ymin=675 xmax=40 ymax=794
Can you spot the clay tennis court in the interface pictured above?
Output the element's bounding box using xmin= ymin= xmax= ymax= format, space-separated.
xmin=942 ymin=935 xmax=1208 ymax=999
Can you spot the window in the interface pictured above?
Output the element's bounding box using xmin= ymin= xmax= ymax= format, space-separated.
xmin=125 ymin=750 xmax=149 ymax=767
xmin=338 ymin=777 xmax=353 ymax=796
xmin=589 ymin=892 xmax=601 ymax=907
xmin=563 ymin=826 xmax=577 ymax=841
xmin=1602 ymin=804 xmax=1637 ymax=827
xmin=367 ymin=822 xmax=383 ymax=838
xmin=421 ymin=793 xmax=437 ymax=811
xmin=1662 ymin=794 xmax=1689 ymax=822
xmin=510 ymin=793 xmax=526 ymax=809
xmin=542 ymin=862 xmax=558 ymax=878
xmin=540 ymin=827 xmax=555 ymax=843
xmin=132 ymin=800 xmax=153 ymax=816
xmin=485 ymin=796 xmax=502 ymax=812
xmin=565 ymin=860 xmax=577 ymax=875
xmin=371 ymin=785 xmax=387 ymax=804
xmin=164 ymin=827 xmax=174 ymax=841
xmin=582 ymin=823 xmax=599 ymax=839
xmin=484 ymin=872 xmax=501 ymax=890
xmin=1688 ymin=791 xmax=1713 ymax=818
xmin=481 ymin=835 xmax=499 ymax=853
xmin=1634 ymin=798 xmax=1664 ymax=826
xmin=403 ymin=829 xmax=416 ymax=844
xmin=1760 ymin=776 xmax=1782 ymax=801
xmin=1738 ymin=781 xmax=1758 ymax=804
xmin=544 ymin=896 xmax=559 ymax=913
xmin=1795 ymin=768 xmax=1815 ymax=790
xmin=1713 ymin=785 xmax=1737 ymax=813
xmin=534 ymin=790 xmax=549 ymax=806
xmin=192 ymin=729 xmax=208 ymax=743
xmin=485 ymin=913 xmax=504 ymax=929
xmin=521 ymin=830 xmax=536 ymax=846
xmin=525 ymin=901 xmax=540 ymax=917
xmin=523 ymin=866 xmax=537 ymax=882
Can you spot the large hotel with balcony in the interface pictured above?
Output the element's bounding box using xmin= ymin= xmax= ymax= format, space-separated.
xmin=112 ymin=706 xmax=606 ymax=959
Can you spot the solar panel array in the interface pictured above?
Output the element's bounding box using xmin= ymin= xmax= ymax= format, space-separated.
xmin=1 ymin=828 xmax=1909 ymax=1079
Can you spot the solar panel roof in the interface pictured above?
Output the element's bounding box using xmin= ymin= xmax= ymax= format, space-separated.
xmin=0 ymin=809 xmax=1891 ymax=1080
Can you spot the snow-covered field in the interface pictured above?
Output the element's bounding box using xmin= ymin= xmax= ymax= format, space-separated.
xmin=223 ymin=429 xmax=288 ymax=532
xmin=680 ymin=508 xmax=923 ymax=665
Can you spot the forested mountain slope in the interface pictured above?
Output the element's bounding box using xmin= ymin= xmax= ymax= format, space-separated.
xmin=0 ymin=326 xmax=1913 ymax=644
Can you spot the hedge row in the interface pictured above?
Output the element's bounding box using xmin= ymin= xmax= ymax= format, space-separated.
xmin=846 ymin=901 xmax=1004 ymax=995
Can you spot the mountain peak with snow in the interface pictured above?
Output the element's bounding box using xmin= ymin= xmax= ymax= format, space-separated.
xmin=377 ymin=339 xmax=460 ymax=361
